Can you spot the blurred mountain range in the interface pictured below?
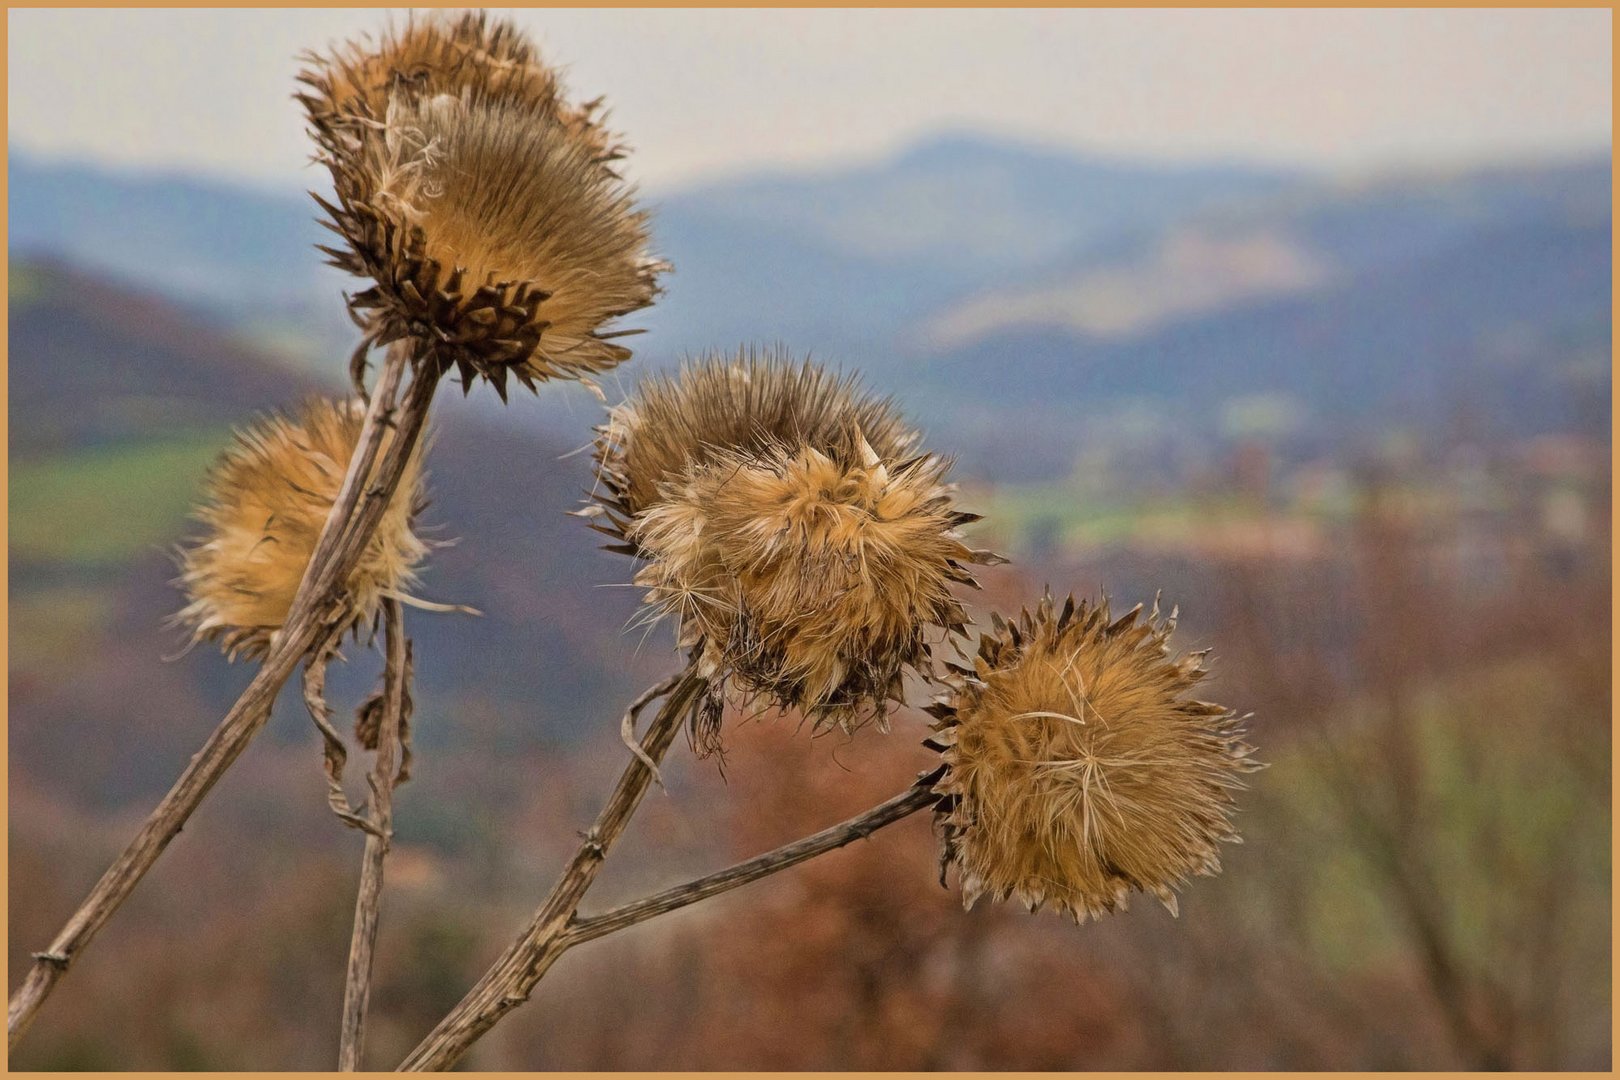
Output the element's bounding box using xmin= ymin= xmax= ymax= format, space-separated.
xmin=11 ymin=128 xmax=1613 ymax=1071
xmin=11 ymin=134 xmax=1610 ymax=477
xmin=8 ymin=132 xmax=1612 ymax=785
xmin=8 ymin=134 xmax=1301 ymax=356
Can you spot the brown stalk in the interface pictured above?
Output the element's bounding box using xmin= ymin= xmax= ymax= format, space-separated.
xmin=557 ymin=780 xmax=939 ymax=949
xmin=339 ymin=597 xmax=412 ymax=1070
xmin=399 ymin=738 xmax=939 ymax=1070
xmin=7 ymin=344 xmax=440 ymax=1049
xmin=398 ymin=666 xmax=705 ymax=1072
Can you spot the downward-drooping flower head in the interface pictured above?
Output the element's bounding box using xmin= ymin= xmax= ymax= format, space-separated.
xmin=587 ymin=348 xmax=1001 ymax=737
xmin=929 ymin=592 xmax=1259 ymax=922
xmin=175 ymin=397 xmax=428 ymax=660
xmin=299 ymin=12 xmax=663 ymax=395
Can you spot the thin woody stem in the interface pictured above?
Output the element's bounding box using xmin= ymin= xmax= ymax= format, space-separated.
xmin=397 ymin=667 xmax=706 ymax=1072
xmin=555 ymin=780 xmax=940 ymax=951
xmin=338 ymin=597 xmax=411 ymax=1070
xmin=7 ymin=346 xmax=439 ymax=1051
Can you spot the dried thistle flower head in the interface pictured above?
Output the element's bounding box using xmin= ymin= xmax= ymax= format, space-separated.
xmin=929 ymin=592 xmax=1259 ymax=922
xmin=175 ymin=398 xmax=428 ymax=660
xmin=298 ymin=11 xmax=616 ymax=157
xmin=587 ymin=349 xmax=1001 ymax=735
xmin=590 ymin=347 xmax=919 ymax=525
xmin=303 ymin=14 xmax=662 ymax=395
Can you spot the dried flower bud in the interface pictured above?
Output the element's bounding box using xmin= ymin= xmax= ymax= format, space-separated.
xmin=302 ymin=13 xmax=662 ymax=394
xmin=588 ymin=349 xmax=1001 ymax=733
xmin=928 ymin=592 xmax=1259 ymax=922
xmin=174 ymin=398 xmax=428 ymax=660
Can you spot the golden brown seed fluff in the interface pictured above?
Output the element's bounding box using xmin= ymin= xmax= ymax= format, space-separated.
xmin=586 ymin=349 xmax=1002 ymax=734
xmin=928 ymin=592 xmax=1259 ymax=922
xmin=175 ymin=398 xmax=428 ymax=661
xmin=303 ymin=14 xmax=662 ymax=394
xmin=298 ymin=11 xmax=620 ymax=159
xmin=589 ymin=347 xmax=919 ymax=528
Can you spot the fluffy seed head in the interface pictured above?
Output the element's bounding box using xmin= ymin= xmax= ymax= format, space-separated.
xmin=302 ymin=13 xmax=662 ymax=393
xmin=298 ymin=12 xmax=587 ymax=144
xmin=175 ymin=398 xmax=428 ymax=660
xmin=587 ymin=349 xmax=1001 ymax=733
xmin=590 ymin=346 xmax=919 ymax=526
xmin=928 ymin=592 xmax=1259 ymax=922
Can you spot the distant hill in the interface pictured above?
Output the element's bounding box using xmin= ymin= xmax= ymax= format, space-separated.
xmin=914 ymin=214 xmax=1611 ymax=435
xmin=8 ymin=140 xmax=1610 ymax=484
xmin=895 ymin=157 xmax=1611 ymax=479
xmin=649 ymin=132 xmax=1303 ymax=354
xmin=8 ymin=259 xmax=327 ymax=455
xmin=664 ymin=132 xmax=1303 ymax=271
xmin=8 ymin=157 xmax=316 ymax=300
xmin=916 ymin=157 xmax=1612 ymax=350
xmin=8 ymin=136 xmax=1304 ymax=364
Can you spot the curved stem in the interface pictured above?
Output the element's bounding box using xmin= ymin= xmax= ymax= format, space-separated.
xmin=8 ymin=347 xmax=437 ymax=1051
xmin=558 ymin=780 xmax=939 ymax=949
xmin=339 ymin=597 xmax=411 ymax=1070
xmin=397 ymin=667 xmax=705 ymax=1072
xmin=303 ymin=623 xmax=378 ymax=835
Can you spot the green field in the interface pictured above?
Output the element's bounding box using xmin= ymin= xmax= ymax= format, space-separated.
xmin=10 ymin=430 xmax=229 ymax=567
xmin=8 ymin=261 xmax=50 ymax=309
xmin=964 ymin=482 xmax=1265 ymax=553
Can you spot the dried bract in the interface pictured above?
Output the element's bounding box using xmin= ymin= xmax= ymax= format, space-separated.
xmin=589 ymin=349 xmax=1000 ymax=733
xmin=929 ymin=592 xmax=1259 ymax=921
xmin=175 ymin=398 xmax=428 ymax=660
xmin=298 ymin=11 xmax=619 ymax=159
xmin=302 ymin=13 xmax=661 ymax=393
xmin=590 ymin=347 xmax=918 ymax=528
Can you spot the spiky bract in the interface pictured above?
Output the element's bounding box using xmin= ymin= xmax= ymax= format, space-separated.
xmin=300 ymin=13 xmax=662 ymax=393
xmin=588 ymin=349 xmax=999 ymax=733
xmin=175 ymin=398 xmax=428 ymax=660
xmin=928 ymin=592 xmax=1258 ymax=922
xmin=590 ymin=347 xmax=918 ymax=528
xmin=299 ymin=12 xmax=584 ymax=144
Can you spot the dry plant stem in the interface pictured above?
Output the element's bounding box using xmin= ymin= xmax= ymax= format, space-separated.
xmin=305 ymin=625 xmax=377 ymax=834
xmin=398 ymin=667 xmax=705 ymax=1072
xmin=558 ymin=781 xmax=939 ymax=949
xmin=7 ymin=345 xmax=436 ymax=1050
xmin=339 ymin=598 xmax=410 ymax=1071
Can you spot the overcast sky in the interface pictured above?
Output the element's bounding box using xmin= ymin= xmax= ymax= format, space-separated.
xmin=8 ymin=7 xmax=1612 ymax=194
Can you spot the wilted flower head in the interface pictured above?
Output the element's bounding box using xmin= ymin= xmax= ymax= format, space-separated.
xmin=928 ymin=592 xmax=1259 ymax=922
xmin=299 ymin=12 xmax=619 ymax=154
xmin=590 ymin=347 xmax=919 ymax=524
xmin=301 ymin=13 xmax=662 ymax=395
xmin=587 ymin=348 xmax=1000 ymax=735
xmin=175 ymin=397 xmax=428 ymax=660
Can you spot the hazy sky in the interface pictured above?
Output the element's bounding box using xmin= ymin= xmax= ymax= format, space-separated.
xmin=8 ymin=7 xmax=1612 ymax=193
